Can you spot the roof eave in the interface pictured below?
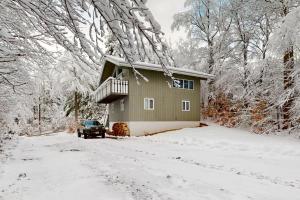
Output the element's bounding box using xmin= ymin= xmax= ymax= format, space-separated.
xmin=103 ymin=55 xmax=215 ymax=80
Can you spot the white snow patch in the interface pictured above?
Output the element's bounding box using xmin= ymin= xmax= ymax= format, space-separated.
xmin=1 ymin=125 xmax=300 ymax=200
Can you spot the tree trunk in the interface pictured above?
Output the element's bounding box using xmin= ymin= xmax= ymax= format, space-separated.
xmin=282 ymin=47 xmax=294 ymax=129
xmin=281 ymin=3 xmax=294 ymax=130
xmin=276 ymin=106 xmax=281 ymax=130
xmin=242 ymin=40 xmax=249 ymax=90
xmin=207 ymin=39 xmax=215 ymax=103
xmin=206 ymin=1 xmax=215 ymax=99
xmin=74 ymin=91 xmax=79 ymax=126
xmin=242 ymin=39 xmax=250 ymax=109
xmin=208 ymin=40 xmax=214 ymax=75
xmin=38 ymin=96 xmax=41 ymax=133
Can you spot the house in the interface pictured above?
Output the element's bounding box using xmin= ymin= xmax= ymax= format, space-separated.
xmin=94 ymin=55 xmax=214 ymax=136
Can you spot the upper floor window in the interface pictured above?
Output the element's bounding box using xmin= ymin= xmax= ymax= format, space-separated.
xmin=112 ymin=67 xmax=124 ymax=79
xmin=116 ymin=68 xmax=124 ymax=79
xmin=144 ymin=98 xmax=154 ymax=110
xmin=173 ymin=79 xmax=194 ymax=90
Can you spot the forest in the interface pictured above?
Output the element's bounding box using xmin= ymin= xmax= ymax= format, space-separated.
xmin=1 ymin=0 xmax=300 ymax=140
xmin=1 ymin=1 xmax=300 ymax=199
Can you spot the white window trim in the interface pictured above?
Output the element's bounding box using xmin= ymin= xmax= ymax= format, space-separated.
xmin=182 ymin=100 xmax=190 ymax=112
xmin=173 ymin=79 xmax=194 ymax=90
xmin=144 ymin=98 xmax=155 ymax=110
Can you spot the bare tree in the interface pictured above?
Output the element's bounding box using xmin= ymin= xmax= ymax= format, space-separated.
xmin=172 ymin=0 xmax=230 ymax=74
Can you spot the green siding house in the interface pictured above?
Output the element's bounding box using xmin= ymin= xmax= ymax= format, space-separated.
xmin=94 ymin=56 xmax=214 ymax=136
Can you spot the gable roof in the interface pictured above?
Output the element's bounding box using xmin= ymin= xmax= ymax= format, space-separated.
xmin=101 ymin=55 xmax=215 ymax=81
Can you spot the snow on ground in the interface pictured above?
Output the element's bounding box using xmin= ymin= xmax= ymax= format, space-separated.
xmin=0 ymin=124 xmax=300 ymax=200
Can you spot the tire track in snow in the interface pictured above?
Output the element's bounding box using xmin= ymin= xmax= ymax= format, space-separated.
xmin=175 ymin=157 xmax=300 ymax=189
xmin=144 ymin=138 xmax=300 ymax=158
xmin=97 ymin=140 xmax=300 ymax=190
xmin=83 ymin=141 xmax=242 ymax=200
xmin=81 ymin=141 xmax=174 ymax=200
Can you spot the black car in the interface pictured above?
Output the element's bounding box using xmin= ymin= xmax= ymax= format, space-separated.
xmin=77 ymin=120 xmax=106 ymax=139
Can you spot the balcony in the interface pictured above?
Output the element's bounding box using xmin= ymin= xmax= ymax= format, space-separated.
xmin=94 ymin=77 xmax=128 ymax=103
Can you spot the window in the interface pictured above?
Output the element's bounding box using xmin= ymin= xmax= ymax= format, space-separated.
xmin=173 ymin=79 xmax=182 ymax=88
xmin=188 ymin=80 xmax=194 ymax=89
xmin=113 ymin=67 xmax=124 ymax=79
xmin=144 ymin=98 xmax=154 ymax=110
xmin=116 ymin=68 xmax=123 ymax=79
xmin=120 ymin=99 xmax=125 ymax=111
xmin=179 ymin=80 xmax=184 ymax=88
xmin=117 ymin=68 xmax=123 ymax=75
xmin=173 ymin=79 xmax=194 ymax=90
xmin=85 ymin=120 xmax=100 ymax=126
xmin=184 ymin=80 xmax=189 ymax=89
xmin=182 ymin=100 xmax=190 ymax=111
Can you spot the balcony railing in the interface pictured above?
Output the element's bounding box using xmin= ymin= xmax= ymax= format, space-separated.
xmin=95 ymin=77 xmax=128 ymax=103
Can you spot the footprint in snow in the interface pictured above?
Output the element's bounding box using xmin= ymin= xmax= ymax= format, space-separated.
xmin=60 ymin=149 xmax=80 ymax=152
xmin=17 ymin=173 xmax=27 ymax=180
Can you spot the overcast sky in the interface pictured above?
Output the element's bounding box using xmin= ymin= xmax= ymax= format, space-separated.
xmin=146 ymin=0 xmax=186 ymax=44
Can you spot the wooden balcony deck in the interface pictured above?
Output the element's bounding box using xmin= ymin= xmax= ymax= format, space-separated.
xmin=95 ymin=77 xmax=128 ymax=103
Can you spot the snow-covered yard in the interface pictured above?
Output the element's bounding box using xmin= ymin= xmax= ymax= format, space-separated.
xmin=1 ymin=125 xmax=300 ymax=200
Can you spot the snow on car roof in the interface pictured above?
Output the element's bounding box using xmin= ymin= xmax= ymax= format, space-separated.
xmin=104 ymin=55 xmax=215 ymax=80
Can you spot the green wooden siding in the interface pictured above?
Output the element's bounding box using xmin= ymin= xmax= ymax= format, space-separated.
xmin=128 ymin=69 xmax=201 ymax=121
xmin=109 ymin=96 xmax=130 ymax=121
xmin=108 ymin=67 xmax=130 ymax=122
xmin=108 ymin=66 xmax=201 ymax=122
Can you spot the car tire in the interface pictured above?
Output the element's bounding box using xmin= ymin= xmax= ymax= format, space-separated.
xmin=83 ymin=130 xmax=88 ymax=139
xmin=101 ymin=131 xmax=105 ymax=138
xmin=77 ymin=130 xmax=81 ymax=138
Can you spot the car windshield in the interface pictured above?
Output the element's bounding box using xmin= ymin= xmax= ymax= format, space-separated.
xmin=85 ymin=120 xmax=100 ymax=126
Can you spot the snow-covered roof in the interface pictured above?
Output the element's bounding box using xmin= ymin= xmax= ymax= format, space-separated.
xmin=103 ymin=55 xmax=215 ymax=80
